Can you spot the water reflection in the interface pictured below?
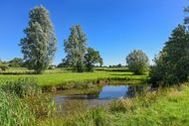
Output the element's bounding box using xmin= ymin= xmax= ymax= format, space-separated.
xmin=55 ymin=85 xmax=145 ymax=114
xmin=125 ymin=86 xmax=145 ymax=97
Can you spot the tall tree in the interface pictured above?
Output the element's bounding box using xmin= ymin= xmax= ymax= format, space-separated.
xmin=64 ymin=25 xmax=87 ymax=72
xmin=20 ymin=6 xmax=56 ymax=74
xmin=150 ymin=25 xmax=189 ymax=86
xmin=84 ymin=47 xmax=103 ymax=72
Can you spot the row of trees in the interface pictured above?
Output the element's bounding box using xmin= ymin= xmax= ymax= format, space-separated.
xmin=19 ymin=6 xmax=103 ymax=73
xmin=6 ymin=5 xmax=189 ymax=87
xmin=0 ymin=58 xmax=23 ymax=71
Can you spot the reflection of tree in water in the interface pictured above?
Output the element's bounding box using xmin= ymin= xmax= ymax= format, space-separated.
xmin=125 ymin=86 xmax=144 ymax=98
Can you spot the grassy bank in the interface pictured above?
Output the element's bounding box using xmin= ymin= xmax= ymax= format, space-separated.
xmin=40 ymin=84 xmax=189 ymax=126
xmin=0 ymin=69 xmax=189 ymax=126
xmin=0 ymin=78 xmax=55 ymax=126
xmin=0 ymin=69 xmax=148 ymax=89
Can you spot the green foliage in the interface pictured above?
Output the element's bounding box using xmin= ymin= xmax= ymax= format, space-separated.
xmin=57 ymin=59 xmax=70 ymax=68
xmin=126 ymin=50 xmax=149 ymax=75
xmin=149 ymin=52 xmax=167 ymax=87
xmin=0 ymin=63 xmax=9 ymax=72
xmin=0 ymin=89 xmax=36 ymax=126
xmin=20 ymin=6 xmax=56 ymax=74
xmin=150 ymin=24 xmax=189 ymax=86
xmin=64 ymin=25 xmax=87 ymax=72
xmin=63 ymin=25 xmax=103 ymax=72
xmin=84 ymin=47 xmax=103 ymax=72
xmin=184 ymin=6 xmax=189 ymax=24
xmin=0 ymin=78 xmax=41 ymax=98
xmin=8 ymin=57 xmax=23 ymax=67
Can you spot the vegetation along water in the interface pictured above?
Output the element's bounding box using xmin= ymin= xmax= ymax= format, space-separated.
xmin=1 ymin=2 xmax=189 ymax=126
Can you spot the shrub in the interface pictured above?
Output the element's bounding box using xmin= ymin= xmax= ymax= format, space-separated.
xmin=8 ymin=57 xmax=24 ymax=67
xmin=126 ymin=50 xmax=149 ymax=75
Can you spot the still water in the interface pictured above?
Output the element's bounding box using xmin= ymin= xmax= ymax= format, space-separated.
xmin=54 ymin=85 xmax=145 ymax=114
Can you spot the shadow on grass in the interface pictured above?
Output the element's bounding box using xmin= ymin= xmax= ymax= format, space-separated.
xmin=96 ymin=69 xmax=130 ymax=72
xmin=0 ymin=72 xmax=37 ymax=75
xmin=110 ymin=73 xmax=133 ymax=77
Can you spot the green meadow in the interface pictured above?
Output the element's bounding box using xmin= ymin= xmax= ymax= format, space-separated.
xmin=0 ymin=68 xmax=148 ymax=88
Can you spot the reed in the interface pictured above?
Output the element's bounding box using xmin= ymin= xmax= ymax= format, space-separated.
xmin=0 ymin=89 xmax=36 ymax=126
xmin=0 ymin=78 xmax=41 ymax=98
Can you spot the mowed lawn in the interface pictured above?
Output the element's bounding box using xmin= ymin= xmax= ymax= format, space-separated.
xmin=0 ymin=68 xmax=148 ymax=87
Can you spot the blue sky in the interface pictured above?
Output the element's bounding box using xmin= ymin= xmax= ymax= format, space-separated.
xmin=0 ymin=0 xmax=187 ymax=65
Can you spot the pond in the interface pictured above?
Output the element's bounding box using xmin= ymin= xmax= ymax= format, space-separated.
xmin=54 ymin=84 xmax=145 ymax=115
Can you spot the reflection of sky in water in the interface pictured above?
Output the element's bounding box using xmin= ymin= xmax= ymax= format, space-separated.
xmin=55 ymin=85 xmax=144 ymax=114
xmin=99 ymin=86 xmax=128 ymax=99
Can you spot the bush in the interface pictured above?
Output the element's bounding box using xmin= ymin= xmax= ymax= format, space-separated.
xmin=8 ymin=57 xmax=24 ymax=67
xmin=126 ymin=50 xmax=149 ymax=75
xmin=0 ymin=64 xmax=9 ymax=72
xmin=1 ymin=78 xmax=41 ymax=98
xmin=0 ymin=89 xmax=35 ymax=125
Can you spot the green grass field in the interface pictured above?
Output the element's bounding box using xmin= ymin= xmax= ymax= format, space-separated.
xmin=0 ymin=68 xmax=148 ymax=88
xmin=1 ymin=67 xmax=189 ymax=126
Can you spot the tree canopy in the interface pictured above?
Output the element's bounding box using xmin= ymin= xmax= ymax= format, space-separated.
xmin=150 ymin=24 xmax=189 ymax=86
xmin=126 ymin=50 xmax=149 ymax=75
xmin=63 ymin=25 xmax=87 ymax=72
xmin=19 ymin=6 xmax=56 ymax=74
xmin=84 ymin=47 xmax=103 ymax=72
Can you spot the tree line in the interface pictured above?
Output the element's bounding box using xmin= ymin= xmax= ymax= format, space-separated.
xmin=2 ymin=5 xmax=189 ymax=88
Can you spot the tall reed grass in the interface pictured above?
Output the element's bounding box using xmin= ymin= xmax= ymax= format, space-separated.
xmin=0 ymin=78 xmax=41 ymax=98
xmin=0 ymin=78 xmax=55 ymax=126
xmin=0 ymin=89 xmax=36 ymax=126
